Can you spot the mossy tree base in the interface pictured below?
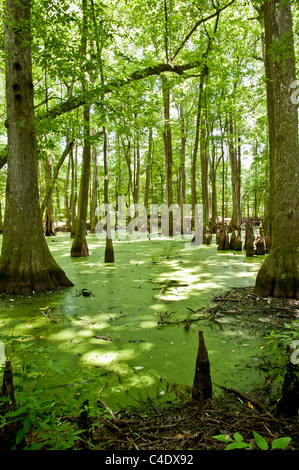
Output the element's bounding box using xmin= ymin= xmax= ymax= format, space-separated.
xmin=0 ymin=253 xmax=73 ymax=295
xmin=105 ymin=237 xmax=114 ymax=263
xmin=255 ymin=247 xmax=299 ymax=299
xmin=71 ymin=236 xmax=89 ymax=257
xmin=0 ymin=226 xmax=74 ymax=294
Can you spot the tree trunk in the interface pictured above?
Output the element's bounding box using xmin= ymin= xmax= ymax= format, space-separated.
xmin=191 ymin=76 xmax=204 ymax=221
xmin=103 ymin=126 xmax=114 ymax=263
xmin=200 ymin=118 xmax=209 ymax=228
xmin=64 ymin=153 xmax=71 ymax=231
xmin=90 ymin=139 xmax=99 ymax=233
xmin=0 ymin=199 xmax=3 ymax=234
xmin=178 ymin=102 xmax=187 ymax=233
xmin=255 ymin=0 xmax=299 ymax=299
xmin=162 ymin=74 xmax=173 ymax=237
xmin=70 ymin=107 xmax=91 ymax=257
xmin=228 ymin=117 xmax=241 ymax=229
xmin=261 ymin=5 xmax=275 ymax=240
xmin=40 ymin=141 xmax=74 ymax=215
xmin=0 ymin=0 xmax=73 ymax=294
xmin=71 ymin=0 xmax=90 ymax=257
xmin=44 ymin=155 xmax=56 ymax=236
xmin=144 ymin=127 xmax=152 ymax=232
xmin=132 ymin=122 xmax=140 ymax=224
xmin=70 ymin=142 xmax=78 ymax=238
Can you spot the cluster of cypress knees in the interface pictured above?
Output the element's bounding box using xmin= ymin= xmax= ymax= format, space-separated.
xmin=202 ymin=220 xmax=271 ymax=257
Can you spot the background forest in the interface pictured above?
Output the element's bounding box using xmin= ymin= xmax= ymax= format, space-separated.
xmin=1 ymin=0 xmax=295 ymax=236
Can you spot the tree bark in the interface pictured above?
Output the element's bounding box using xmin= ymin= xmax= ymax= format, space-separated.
xmin=70 ymin=142 xmax=78 ymax=238
xmin=255 ymin=0 xmax=299 ymax=299
xmin=0 ymin=0 xmax=73 ymax=294
xmin=144 ymin=127 xmax=152 ymax=218
xmin=162 ymin=74 xmax=174 ymax=237
xmin=178 ymin=101 xmax=187 ymax=233
xmin=40 ymin=141 xmax=74 ymax=215
xmin=71 ymin=0 xmax=90 ymax=257
xmin=90 ymin=139 xmax=99 ymax=233
xmin=44 ymin=155 xmax=56 ymax=236
xmin=103 ymin=126 xmax=115 ymax=263
xmin=64 ymin=153 xmax=72 ymax=231
xmin=200 ymin=115 xmax=209 ymax=228
xmin=228 ymin=117 xmax=241 ymax=229
xmin=191 ymin=76 xmax=204 ymax=220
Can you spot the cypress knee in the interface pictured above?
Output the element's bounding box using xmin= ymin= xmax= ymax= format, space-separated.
xmin=192 ymin=330 xmax=212 ymax=402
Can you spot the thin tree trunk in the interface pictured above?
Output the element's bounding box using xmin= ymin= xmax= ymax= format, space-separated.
xmin=144 ymin=127 xmax=152 ymax=232
xmin=228 ymin=116 xmax=241 ymax=229
xmin=64 ymin=154 xmax=71 ymax=231
xmin=162 ymin=74 xmax=173 ymax=237
xmin=70 ymin=142 xmax=78 ymax=238
xmin=178 ymin=102 xmax=187 ymax=233
xmin=44 ymin=155 xmax=56 ymax=236
xmin=200 ymin=115 xmax=209 ymax=228
xmin=40 ymin=141 xmax=74 ymax=215
xmin=191 ymin=76 xmax=204 ymax=219
xmin=90 ymin=138 xmax=99 ymax=233
xmin=71 ymin=0 xmax=91 ymax=257
xmin=103 ymin=126 xmax=114 ymax=262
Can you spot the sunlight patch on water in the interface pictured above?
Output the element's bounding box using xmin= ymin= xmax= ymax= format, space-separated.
xmin=0 ymin=232 xmax=269 ymax=410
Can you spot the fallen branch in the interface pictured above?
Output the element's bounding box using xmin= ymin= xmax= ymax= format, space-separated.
xmin=98 ymin=382 xmax=117 ymax=419
xmin=218 ymin=385 xmax=268 ymax=412
xmin=94 ymin=335 xmax=114 ymax=341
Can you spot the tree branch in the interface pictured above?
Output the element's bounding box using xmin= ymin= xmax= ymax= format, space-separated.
xmin=40 ymin=61 xmax=209 ymax=121
xmin=170 ymin=0 xmax=236 ymax=62
xmin=40 ymin=141 xmax=74 ymax=214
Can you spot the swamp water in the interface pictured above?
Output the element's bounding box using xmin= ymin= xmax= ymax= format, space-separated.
xmin=0 ymin=232 xmax=269 ymax=411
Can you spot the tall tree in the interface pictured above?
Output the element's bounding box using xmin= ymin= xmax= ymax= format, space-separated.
xmin=162 ymin=74 xmax=174 ymax=237
xmin=0 ymin=0 xmax=73 ymax=294
xmin=255 ymin=0 xmax=299 ymax=299
xmin=71 ymin=0 xmax=91 ymax=257
xmin=228 ymin=116 xmax=242 ymax=229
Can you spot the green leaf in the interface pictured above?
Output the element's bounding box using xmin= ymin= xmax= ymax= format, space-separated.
xmin=225 ymin=441 xmax=248 ymax=450
xmin=253 ymin=431 xmax=269 ymax=450
xmin=271 ymin=437 xmax=291 ymax=449
xmin=213 ymin=434 xmax=232 ymax=442
xmin=233 ymin=432 xmax=244 ymax=442
xmin=23 ymin=416 xmax=32 ymax=434
xmin=16 ymin=427 xmax=25 ymax=445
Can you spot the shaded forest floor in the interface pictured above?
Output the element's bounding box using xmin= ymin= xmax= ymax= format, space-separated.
xmin=87 ymin=395 xmax=299 ymax=451
xmin=74 ymin=287 xmax=299 ymax=451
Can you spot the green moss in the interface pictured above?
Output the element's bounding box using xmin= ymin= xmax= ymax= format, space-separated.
xmin=0 ymin=233 xmax=269 ymax=410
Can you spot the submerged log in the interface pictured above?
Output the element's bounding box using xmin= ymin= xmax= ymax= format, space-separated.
xmin=192 ymin=330 xmax=212 ymax=403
